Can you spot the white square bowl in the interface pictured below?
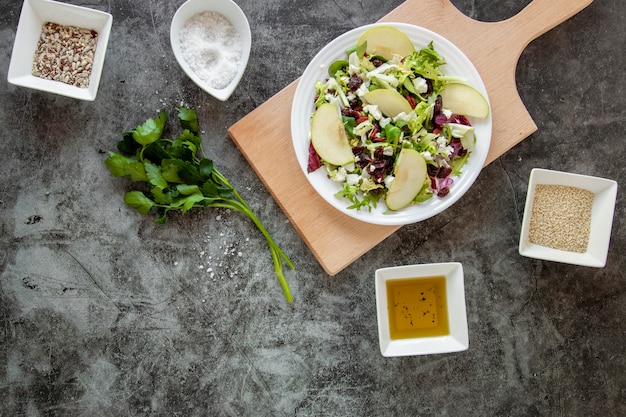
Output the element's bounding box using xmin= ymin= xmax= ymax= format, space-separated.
xmin=170 ymin=0 xmax=251 ymax=101
xmin=375 ymin=262 xmax=469 ymax=357
xmin=519 ymin=168 xmax=618 ymax=267
xmin=7 ymin=0 xmax=113 ymax=101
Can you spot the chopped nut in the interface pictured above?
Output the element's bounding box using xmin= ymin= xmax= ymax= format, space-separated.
xmin=32 ymin=22 xmax=98 ymax=88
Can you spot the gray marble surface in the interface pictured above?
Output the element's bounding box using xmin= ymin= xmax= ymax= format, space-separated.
xmin=1 ymin=0 xmax=624 ymax=416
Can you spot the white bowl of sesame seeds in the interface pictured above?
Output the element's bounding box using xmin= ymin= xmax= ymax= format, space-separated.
xmin=170 ymin=0 xmax=251 ymax=101
xmin=519 ymin=168 xmax=618 ymax=268
xmin=7 ymin=0 xmax=112 ymax=101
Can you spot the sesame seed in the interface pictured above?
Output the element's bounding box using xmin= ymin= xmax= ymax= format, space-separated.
xmin=528 ymin=185 xmax=594 ymax=253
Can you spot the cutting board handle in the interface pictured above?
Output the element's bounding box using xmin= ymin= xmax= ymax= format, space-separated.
xmin=505 ymin=0 xmax=594 ymax=46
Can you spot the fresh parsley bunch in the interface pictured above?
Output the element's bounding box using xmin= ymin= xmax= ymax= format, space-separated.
xmin=105 ymin=107 xmax=294 ymax=302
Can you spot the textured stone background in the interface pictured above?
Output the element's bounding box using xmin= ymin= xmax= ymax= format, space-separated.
xmin=1 ymin=0 xmax=624 ymax=416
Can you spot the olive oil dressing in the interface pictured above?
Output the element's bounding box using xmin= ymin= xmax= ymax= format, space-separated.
xmin=386 ymin=276 xmax=449 ymax=339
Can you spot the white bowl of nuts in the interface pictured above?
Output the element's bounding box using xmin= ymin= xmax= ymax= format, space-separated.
xmin=170 ymin=0 xmax=251 ymax=101
xmin=519 ymin=168 xmax=618 ymax=268
xmin=7 ymin=0 xmax=112 ymax=101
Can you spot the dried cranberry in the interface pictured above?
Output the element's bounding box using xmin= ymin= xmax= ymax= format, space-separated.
xmin=406 ymin=95 xmax=417 ymax=109
xmin=437 ymin=187 xmax=450 ymax=197
xmin=437 ymin=166 xmax=452 ymax=178
xmin=348 ymin=75 xmax=363 ymax=92
xmin=368 ymin=125 xmax=380 ymax=140
xmin=353 ymin=147 xmax=372 ymax=168
xmin=342 ymin=108 xmax=361 ymax=119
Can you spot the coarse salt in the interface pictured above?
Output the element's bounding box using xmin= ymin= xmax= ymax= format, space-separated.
xmin=179 ymin=11 xmax=242 ymax=90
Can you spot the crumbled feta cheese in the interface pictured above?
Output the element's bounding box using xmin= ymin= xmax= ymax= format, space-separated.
xmin=330 ymin=166 xmax=348 ymax=182
xmin=384 ymin=175 xmax=395 ymax=188
xmin=394 ymin=111 xmax=416 ymax=123
xmin=383 ymin=146 xmax=394 ymax=156
xmin=442 ymin=108 xmax=453 ymax=118
xmin=346 ymin=173 xmax=360 ymax=185
xmin=356 ymin=83 xmax=369 ymax=97
xmin=413 ymin=77 xmax=428 ymax=94
xmin=363 ymin=104 xmax=383 ymax=120
xmin=422 ymin=151 xmax=433 ymax=161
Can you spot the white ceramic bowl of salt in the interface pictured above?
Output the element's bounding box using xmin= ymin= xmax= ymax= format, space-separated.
xmin=170 ymin=0 xmax=251 ymax=101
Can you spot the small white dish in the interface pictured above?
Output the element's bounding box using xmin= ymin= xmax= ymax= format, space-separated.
xmin=7 ymin=0 xmax=112 ymax=101
xmin=375 ymin=262 xmax=469 ymax=357
xmin=519 ymin=168 xmax=618 ymax=268
xmin=291 ymin=22 xmax=492 ymax=226
xmin=170 ymin=0 xmax=251 ymax=101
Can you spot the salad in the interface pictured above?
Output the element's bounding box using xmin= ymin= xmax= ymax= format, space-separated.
xmin=307 ymin=26 xmax=488 ymax=212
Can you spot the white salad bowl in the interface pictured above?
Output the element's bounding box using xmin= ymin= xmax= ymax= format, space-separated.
xmin=7 ymin=0 xmax=113 ymax=101
xmin=170 ymin=0 xmax=251 ymax=101
xmin=518 ymin=168 xmax=618 ymax=267
xmin=290 ymin=22 xmax=492 ymax=226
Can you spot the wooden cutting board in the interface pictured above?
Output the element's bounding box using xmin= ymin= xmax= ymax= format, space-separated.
xmin=228 ymin=0 xmax=593 ymax=275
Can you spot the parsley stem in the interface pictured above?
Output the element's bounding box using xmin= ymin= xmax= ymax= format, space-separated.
xmin=205 ymin=198 xmax=294 ymax=302
xmin=200 ymin=150 xmax=295 ymax=302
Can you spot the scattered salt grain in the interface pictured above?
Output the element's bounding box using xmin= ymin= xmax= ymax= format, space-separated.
xmin=179 ymin=11 xmax=242 ymax=90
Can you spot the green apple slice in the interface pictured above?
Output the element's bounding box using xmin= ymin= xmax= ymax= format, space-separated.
xmin=310 ymin=103 xmax=354 ymax=166
xmin=356 ymin=26 xmax=415 ymax=61
xmin=439 ymin=82 xmax=490 ymax=119
xmin=363 ymin=89 xmax=413 ymax=118
xmin=385 ymin=149 xmax=427 ymax=211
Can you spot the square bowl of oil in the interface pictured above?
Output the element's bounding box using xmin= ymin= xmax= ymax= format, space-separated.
xmin=518 ymin=168 xmax=618 ymax=268
xmin=375 ymin=262 xmax=469 ymax=357
xmin=7 ymin=0 xmax=112 ymax=101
